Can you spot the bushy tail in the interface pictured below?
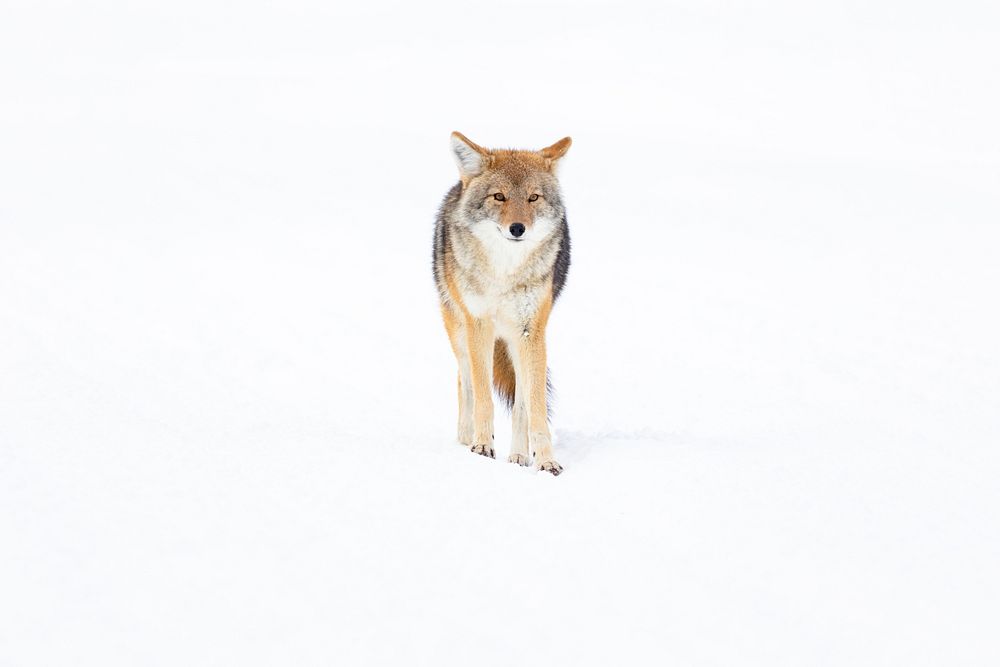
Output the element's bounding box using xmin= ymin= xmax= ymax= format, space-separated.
xmin=492 ymin=339 xmax=516 ymax=411
xmin=492 ymin=339 xmax=553 ymax=417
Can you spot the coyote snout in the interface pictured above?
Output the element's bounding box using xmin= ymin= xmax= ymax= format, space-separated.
xmin=432 ymin=131 xmax=573 ymax=476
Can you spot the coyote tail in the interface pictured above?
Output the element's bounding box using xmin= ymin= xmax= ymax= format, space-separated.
xmin=492 ymin=339 xmax=552 ymax=417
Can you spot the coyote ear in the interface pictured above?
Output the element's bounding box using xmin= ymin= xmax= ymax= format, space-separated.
xmin=450 ymin=131 xmax=487 ymax=179
xmin=540 ymin=136 xmax=572 ymax=163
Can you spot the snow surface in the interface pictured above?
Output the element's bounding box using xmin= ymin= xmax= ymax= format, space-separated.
xmin=2 ymin=1 xmax=999 ymax=665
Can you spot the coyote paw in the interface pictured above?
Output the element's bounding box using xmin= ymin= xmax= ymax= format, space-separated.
xmin=537 ymin=460 xmax=563 ymax=476
xmin=471 ymin=444 xmax=495 ymax=459
xmin=508 ymin=453 xmax=530 ymax=467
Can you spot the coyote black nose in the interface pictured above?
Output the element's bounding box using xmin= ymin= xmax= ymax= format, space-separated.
xmin=509 ymin=223 xmax=525 ymax=238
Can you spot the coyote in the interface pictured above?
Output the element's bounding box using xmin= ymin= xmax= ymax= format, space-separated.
xmin=433 ymin=132 xmax=572 ymax=475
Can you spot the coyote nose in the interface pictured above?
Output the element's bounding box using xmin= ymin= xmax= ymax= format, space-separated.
xmin=509 ymin=223 xmax=526 ymax=238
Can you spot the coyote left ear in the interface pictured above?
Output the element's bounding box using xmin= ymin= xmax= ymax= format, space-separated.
xmin=540 ymin=136 xmax=572 ymax=164
xmin=451 ymin=131 xmax=488 ymax=182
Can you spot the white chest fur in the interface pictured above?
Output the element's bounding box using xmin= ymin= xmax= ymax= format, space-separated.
xmin=462 ymin=284 xmax=547 ymax=340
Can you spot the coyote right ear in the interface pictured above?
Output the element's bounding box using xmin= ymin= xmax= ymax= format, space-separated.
xmin=540 ymin=136 xmax=572 ymax=162
xmin=450 ymin=131 xmax=487 ymax=182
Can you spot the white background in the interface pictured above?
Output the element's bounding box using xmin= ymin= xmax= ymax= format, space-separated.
xmin=2 ymin=1 xmax=998 ymax=665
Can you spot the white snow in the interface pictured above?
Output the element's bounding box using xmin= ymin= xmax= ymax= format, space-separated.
xmin=2 ymin=1 xmax=999 ymax=665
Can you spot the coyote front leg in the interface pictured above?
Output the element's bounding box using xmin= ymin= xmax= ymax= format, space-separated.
xmin=517 ymin=298 xmax=561 ymax=475
xmin=466 ymin=316 xmax=496 ymax=458
xmin=507 ymin=340 xmax=530 ymax=466
xmin=442 ymin=306 xmax=473 ymax=446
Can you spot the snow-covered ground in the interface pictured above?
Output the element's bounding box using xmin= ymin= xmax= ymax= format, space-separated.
xmin=2 ymin=1 xmax=999 ymax=664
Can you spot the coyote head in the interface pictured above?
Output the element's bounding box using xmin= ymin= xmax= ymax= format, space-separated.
xmin=450 ymin=132 xmax=571 ymax=242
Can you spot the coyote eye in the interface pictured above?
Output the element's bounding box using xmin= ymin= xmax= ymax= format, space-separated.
xmin=528 ymin=194 xmax=539 ymax=202
xmin=493 ymin=193 xmax=505 ymax=201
